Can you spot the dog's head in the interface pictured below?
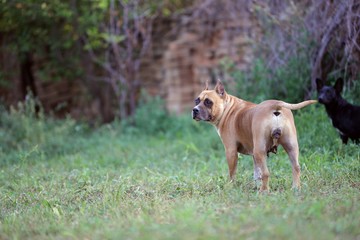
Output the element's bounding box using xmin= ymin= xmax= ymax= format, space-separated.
xmin=316 ymin=77 xmax=343 ymax=104
xmin=192 ymin=80 xmax=227 ymax=124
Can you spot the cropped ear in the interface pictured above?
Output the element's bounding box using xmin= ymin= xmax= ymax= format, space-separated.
xmin=214 ymin=80 xmax=225 ymax=97
xmin=204 ymin=80 xmax=209 ymax=90
xmin=334 ymin=77 xmax=343 ymax=94
xmin=316 ymin=78 xmax=324 ymax=92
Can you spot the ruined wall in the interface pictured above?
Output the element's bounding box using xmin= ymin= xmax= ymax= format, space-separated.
xmin=141 ymin=4 xmax=260 ymax=114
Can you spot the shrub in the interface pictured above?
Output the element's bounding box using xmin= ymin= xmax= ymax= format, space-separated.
xmin=342 ymin=77 xmax=360 ymax=104
xmin=222 ymin=55 xmax=311 ymax=103
xmin=121 ymin=93 xmax=208 ymax=137
xmin=0 ymin=97 xmax=87 ymax=165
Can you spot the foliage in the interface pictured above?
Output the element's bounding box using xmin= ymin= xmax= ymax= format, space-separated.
xmin=0 ymin=104 xmax=360 ymax=239
xmin=218 ymin=1 xmax=316 ymax=104
xmin=340 ymin=78 xmax=360 ymax=105
xmin=121 ymin=93 xmax=208 ymax=138
xmin=79 ymin=0 xmax=192 ymax=119
xmin=0 ymin=98 xmax=88 ymax=165
xmin=0 ymin=0 xmax=85 ymax=82
xmin=222 ymin=55 xmax=311 ymax=103
xmin=251 ymin=0 xmax=360 ymax=94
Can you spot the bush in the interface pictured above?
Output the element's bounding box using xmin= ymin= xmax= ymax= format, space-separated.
xmin=222 ymin=56 xmax=311 ymax=103
xmin=0 ymin=97 xmax=87 ymax=165
xmin=342 ymin=78 xmax=360 ymax=104
xmin=121 ymin=93 xmax=208 ymax=137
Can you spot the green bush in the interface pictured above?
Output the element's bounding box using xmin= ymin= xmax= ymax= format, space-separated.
xmin=222 ymin=55 xmax=311 ymax=103
xmin=121 ymin=93 xmax=207 ymax=138
xmin=342 ymin=77 xmax=360 ymax=104
xmin=0 ymin=98 xmax=87 ymax=165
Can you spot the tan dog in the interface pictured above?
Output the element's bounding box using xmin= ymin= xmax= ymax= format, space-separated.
xmin=192 ymin=81 xmax=317 ymax=192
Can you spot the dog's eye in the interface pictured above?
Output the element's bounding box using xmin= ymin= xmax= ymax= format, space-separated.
xmin=204 ymin=98 xmax=213 ymax=108
xmin=195 ymin=98 xmax=200 ymax=105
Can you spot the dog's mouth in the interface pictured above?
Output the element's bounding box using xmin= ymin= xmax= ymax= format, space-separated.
xmin=192 ymin=115 xmax=201 ymax=121
xmin=318 ymin=97 xmax=328 ymax=104
xmin=192 ymin=113 xmax=212 ymax=122
xmin=192 ymin=107 xmax=213 ymax=122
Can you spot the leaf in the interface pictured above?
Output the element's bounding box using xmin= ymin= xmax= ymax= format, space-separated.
xmin=100 ymin=33 xmax=126 ymax=44
xmin=41 ymin=199 xmax=52 ymax=208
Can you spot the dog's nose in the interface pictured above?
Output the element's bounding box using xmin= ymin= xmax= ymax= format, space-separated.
xmin=192 ymin=108 xmax=199 ymax=116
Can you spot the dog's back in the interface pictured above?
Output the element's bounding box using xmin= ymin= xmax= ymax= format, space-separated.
xmin=316 ymin=77 xmax=360 ymax=144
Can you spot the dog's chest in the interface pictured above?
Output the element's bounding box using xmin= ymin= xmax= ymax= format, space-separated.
xmin=329 ymin=117 xmax=341 ymax=132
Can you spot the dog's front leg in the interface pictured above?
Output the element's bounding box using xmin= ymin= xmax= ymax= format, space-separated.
xmin=340 ymin=134 xmax=349 ymax=144
xmin=225 ymin=148 xmax=238 ymax=181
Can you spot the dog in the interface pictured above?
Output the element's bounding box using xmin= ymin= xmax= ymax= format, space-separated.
xmin=316 ymin=77 xmax=360 ymax=144
xmin=192 ymin=81 xmax=317 ymax=192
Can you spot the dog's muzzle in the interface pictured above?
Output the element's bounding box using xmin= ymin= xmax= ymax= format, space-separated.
xmin=192 ymin=106 xmax=212 ymax=121
xmin=192 ymin=107 xmax=200 ymax=120
xmin=318 ymin=96 xmax=324 ymax=104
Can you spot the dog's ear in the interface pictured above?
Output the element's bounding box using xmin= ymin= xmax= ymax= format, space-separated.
xmin=204 ymin=80 xmax=209 ymax=90
xmin=214 ymin=80 xmax=225 ymax=97
xmin=334 ymin=77 xmax=344 ymax=94
xmin=316 ymin=78 xmax=324 ymax=92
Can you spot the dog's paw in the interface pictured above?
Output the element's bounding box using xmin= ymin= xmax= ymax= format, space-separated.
xmin=291 ymin=185 xmax=301 ymax=195
xmin=257 ymin=189 xmax=271 ymax=196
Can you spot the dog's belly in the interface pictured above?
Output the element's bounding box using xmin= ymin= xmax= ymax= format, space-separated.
xmin=237 ymin=142 xmax=252 ymax=155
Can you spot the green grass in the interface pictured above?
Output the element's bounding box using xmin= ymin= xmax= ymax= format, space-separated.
xmin=0 ymin=104 xmax=360 ymax=240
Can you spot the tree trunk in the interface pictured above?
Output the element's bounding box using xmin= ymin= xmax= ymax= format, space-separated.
xmin=20 ymin=52 xmax=37 ymax=100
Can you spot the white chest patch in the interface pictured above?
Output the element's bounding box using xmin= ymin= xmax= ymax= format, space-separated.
xmin=335 ymin=128 xmax=344 ymax=135
xmin=215 ymin=127 xmax=221 ymax=137
xmin=331 ymin=119 xmax=344 ymax=135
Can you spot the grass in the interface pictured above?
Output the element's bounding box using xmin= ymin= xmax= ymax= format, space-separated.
xmin=0 ymin=103 xmax=359 ymax=239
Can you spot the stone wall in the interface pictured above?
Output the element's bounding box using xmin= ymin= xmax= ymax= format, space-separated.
xmin=141 ymin=4 xmax=260 ymax=114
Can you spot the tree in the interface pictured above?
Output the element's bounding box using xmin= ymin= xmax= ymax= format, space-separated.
xmin=83 ymin=0 xmax=159 ymax=119
xmin=0 ymin=0 xmax=83 ymax=101
xmin=307 ymin=0 xmax=360 ymax=90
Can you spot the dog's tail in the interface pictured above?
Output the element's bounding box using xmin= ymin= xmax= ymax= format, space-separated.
xmin=276 ymin=100 xmax=317 ymax=111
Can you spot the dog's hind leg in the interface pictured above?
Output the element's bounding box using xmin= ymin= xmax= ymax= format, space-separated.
xmin=252 ymin=156 xmax=264 ymax=190
xmin=282 ymin=138 xmax=301 ymax=190
xmin=253 ymin=150 xmax=270 ymax=192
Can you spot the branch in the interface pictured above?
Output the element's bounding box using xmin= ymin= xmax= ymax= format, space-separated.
xmin=310 ymin=2 xmax=348 ymax=92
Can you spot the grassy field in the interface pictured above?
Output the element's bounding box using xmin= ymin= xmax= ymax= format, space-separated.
xmin=0 ymin=103 xmax=359 ymax=239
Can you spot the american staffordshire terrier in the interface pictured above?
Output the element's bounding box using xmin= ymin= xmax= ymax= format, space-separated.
xmin=192 ymin=81 xmax=317 ymax=192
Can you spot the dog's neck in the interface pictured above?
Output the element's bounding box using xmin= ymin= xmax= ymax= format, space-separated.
xmin=324 ymin=96 xmax=348 ymax=115
xmin=212 ymin=94 xmax=231 ymax=126
xmin=212 ymin=94 xmax=243 ymax=127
